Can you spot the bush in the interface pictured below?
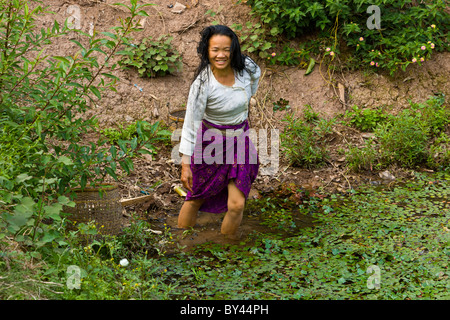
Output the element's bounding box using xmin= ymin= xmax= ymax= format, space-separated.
xmin=0 ymin=0 xmax=158 ymax=249
xmin=345 ymin=139 xmax=379 ymax=172
xmin=246 ymin=0 xmax=330 ymax=38
xmin=40 ymin=216 xmax=176 ymax=299
xmin=280 ymin=109 xmax=335 ymax=168
xmin=100 ymin=121 xmax=171 ymax=148
xmin=118 ymin=35 xmax=182 ymax=77
xmin=345 ymin=95 xmax=449 ymax=170
xmin=245 ymin=0 xmax=450 ymax=75
xmin=231 ymin=22 xmax=279 ymax=59
xmin=344 ymin=105 xmax=389 ymax=132
xmin=373 ymin=111 xmax=430 ymax=168
xmin=409 ymin=93 xmax=449 ymax=136
xmin=428 ymin=132 xmax=450 ymax=170
xmin=374 ymin=95 xmax=449 ymax=168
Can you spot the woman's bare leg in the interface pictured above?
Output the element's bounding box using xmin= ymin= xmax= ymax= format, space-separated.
xmin=221 ymin=180 xmax=245 ymax=235
xmin=177 ymin=199 xmax=204 ymax=229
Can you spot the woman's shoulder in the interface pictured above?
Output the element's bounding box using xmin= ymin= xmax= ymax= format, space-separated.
xmin=242 ymin=56 xmax=261 ymax=82
xmin=244 ymin=56 xmax=259 ymax=73
xmin=191 ymin=66 xmax=211 ymax=88
xmin=194 ymin=66 xmax=210 ymax=81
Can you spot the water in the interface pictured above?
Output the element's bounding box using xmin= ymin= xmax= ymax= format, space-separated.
xmin=159 ymin=204 xmax=316 ymax=251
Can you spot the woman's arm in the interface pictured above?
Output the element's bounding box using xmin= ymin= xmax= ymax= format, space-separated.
xmin=180 ymin=154 xmax=193 ymax=192
xmin=179 ymin=74 xmax=209 ymax=157
xmin=179 ymin=71 xmax=209 ymax=192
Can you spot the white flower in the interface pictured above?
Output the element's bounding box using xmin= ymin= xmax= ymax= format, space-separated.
xmin=120 ymin=259 xmax=129 ymax=267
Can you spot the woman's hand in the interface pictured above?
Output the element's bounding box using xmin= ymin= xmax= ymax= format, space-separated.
xmin=180 ymin=154 xmax=193 ymax=193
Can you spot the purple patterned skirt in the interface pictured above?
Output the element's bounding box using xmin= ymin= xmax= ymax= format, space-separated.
xmin=184 ymin=119 xmax=259 ymax=213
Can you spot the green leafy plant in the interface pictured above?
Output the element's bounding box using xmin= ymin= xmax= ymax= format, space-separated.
xmin=262 ymin=206 xmax=296 ymax=229
xmin=409 ymin=93 xmax=449 ymax=136
xmin=246 ymin=0 xmax=330 ymax=38
xmin=100 ymin=120 xmax=171 ymax=148
xmin=245 ymin=0 xmax=450 ymax=75
xmin=272 ymin=98 xmax=290 ymax=112
xmin=231 ymin=21 xmax=280 ymax=59
xmin=280 ymin=111 xmax=335 ymax=168
xmin=118 ymin=35 xmax=182 ymax=77
xmin=231 ymin=21 xmax=312 ymax=67
xmin=0 ymin=0 xmax=155 ymax=249
xmin=428 ymin=132 xmax=450 ymax=170
xmin=302 ymin=104 xmax=320 ymax=123
xmin=3 ymin=173 xmax=450 ymax=300
xmin=344 ymin=105 xmax=389 ymax=132
xmin=375 ymin=95 xmax=448 ymax=168
xmin=375 ymin=110 xmax=430 ymax=168
xmin=269 ymin=44 xmax=312 ymax=66
xmin=42 ymin=215 xmax=177 ymax=300
xmin=344 ymin=95 xmax=449 ymax=171
xmin=345 ymin=138 xmax=379 ymax=172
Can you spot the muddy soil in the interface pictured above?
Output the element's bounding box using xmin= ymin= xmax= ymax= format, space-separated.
xmin=34 ymin=0 xmax=449 ymax=248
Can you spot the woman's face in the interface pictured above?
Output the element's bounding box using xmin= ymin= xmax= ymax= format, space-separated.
xmin=208 ymin=34 xmax=232 ymax=71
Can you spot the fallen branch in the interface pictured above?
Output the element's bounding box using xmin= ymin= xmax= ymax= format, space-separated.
xmin=120 ymin=194 xmax=153 ymax=206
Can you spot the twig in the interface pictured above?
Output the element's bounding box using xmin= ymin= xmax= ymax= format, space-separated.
xmin=281 ymin=71 xmax=292 ymax=84
xmin=26 ymin=279 xmax=64 ymax=287
xmin=151 ymin=6 xmax=167 ymax=34
xmin=255 ymin=96 xmax=274 ymax=130
xmin=254 ymin=69 xmax=275 ymax=129
xmin=328 ymin=160 xmax=352 ymax=190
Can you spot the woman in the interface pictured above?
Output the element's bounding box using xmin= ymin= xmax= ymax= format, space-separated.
xmin=177 ymin=25 xmax=261 ymax=236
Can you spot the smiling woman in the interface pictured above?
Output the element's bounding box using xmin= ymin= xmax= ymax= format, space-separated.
xmin=177 ymin=25 xmax=261 ymax=237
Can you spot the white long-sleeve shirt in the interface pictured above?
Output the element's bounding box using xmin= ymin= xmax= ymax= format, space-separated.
xmin=179 ymin=57 xmax=261 ymax=156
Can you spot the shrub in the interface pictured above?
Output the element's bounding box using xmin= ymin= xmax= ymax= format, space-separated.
xmin=344 ymin=105 xmax=389 ymax=132
xmin=345 ymin=139 xmax=379 ymax=172
xmin=41 ymin=216 xmax=176 ymax=299
xmin=246 ymin=0 xmax=330 ymax=38
xmin=118 ymin=35 xmax=182 ymax=77
xmin=345 ymin=95 xmax=449 ymax=171
xmin=245 ymin=0 xmax=450 ymax=75
xmin=409 ymin=93 xmax=449 ymax=137
xmin=280 ymin=111 xmax=335 ymax=168
xmin=0 ymin=0 xmax=157 ymax=248
xmin=101 ymin=121 xmax=171 ymax=148
xmin=375 ymin=109 xmax=430 ymax=167
xmin=302 ymin=104 xmax=320 ymax=123
xmin=231 ymin=21 xmax=313 ymax=66
xmin=427 ymin=132 xmax=450 ymax=170
xmin=373 ymin=94 xmax=448 ymax=168
xmin=231 ymin=22 xmax=279 ymax=59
